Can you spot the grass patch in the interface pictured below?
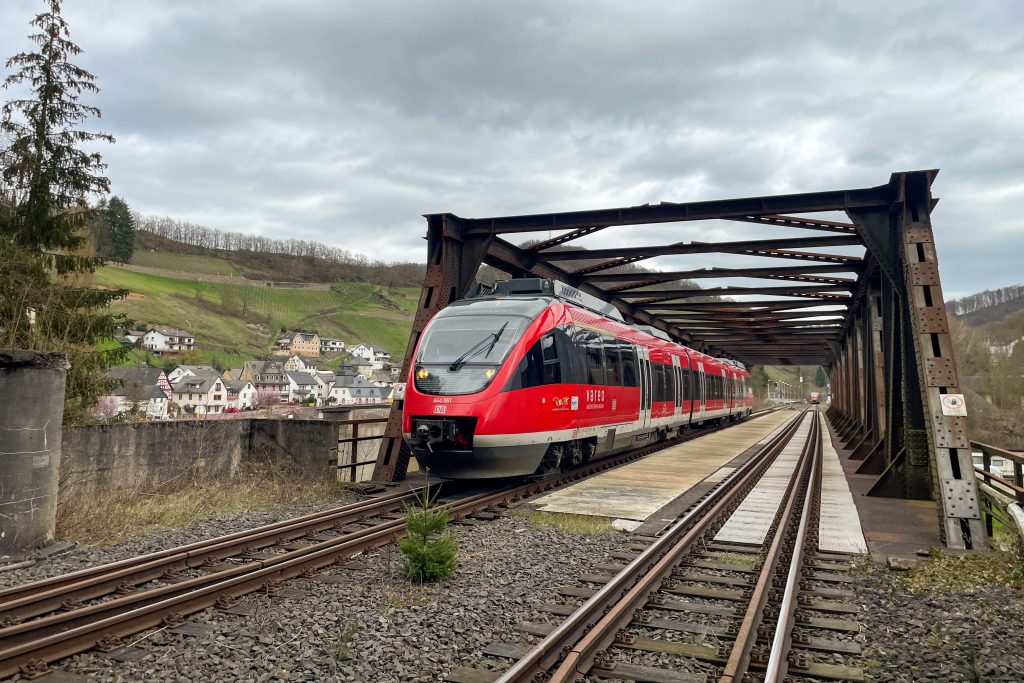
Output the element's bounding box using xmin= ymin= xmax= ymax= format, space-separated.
xmin=320 ymin=624 xmax=360 ymax=661
xmin=518 ymin=510 xmax=617 ymax=535
xmin=130 ymin=251 xmax=239 ymax=276
xmin=897 ymin=547 xmax=1024 ymax=593
xmin=56 ymin=461 xmax=359 ymax=546
xmin=709 ymin=551 xmax=760 ymax=569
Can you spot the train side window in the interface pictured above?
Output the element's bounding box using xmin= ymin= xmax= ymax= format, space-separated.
xmin=585 ymin=334 xmax=606 ymax=385
xmin=621 ymin=344 xmax=638 ymax=387
xmin=540 ymin=334 xmax=561 ymax=384
xmin=654 ymin=363 xmax=671 ymax=402
xmin=604 ymin=339 xmax=621 ymax=386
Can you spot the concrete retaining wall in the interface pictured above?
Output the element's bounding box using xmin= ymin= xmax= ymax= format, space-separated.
xmin=59 ymin=419 xmax=339 ymax=502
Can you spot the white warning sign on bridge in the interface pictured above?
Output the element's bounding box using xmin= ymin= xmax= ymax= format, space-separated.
xmin=940 ymin=393 xmax=967 ymax=416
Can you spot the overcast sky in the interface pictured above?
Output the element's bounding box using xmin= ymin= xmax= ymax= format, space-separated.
xmin=2 ymin=0 xmax=1022 ymax=298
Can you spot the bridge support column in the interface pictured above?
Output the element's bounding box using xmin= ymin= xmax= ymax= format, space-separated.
xmin=847 ymin=171 xmax=983 ymax=549
xmin=372 ymin=215 xmax=492 ymax=482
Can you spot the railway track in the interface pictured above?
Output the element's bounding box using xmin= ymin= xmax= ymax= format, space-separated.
xmin=451 ymin=408 xmax=865 ymax=683
xmin=0 ymin=410 xmax=779 ymax=679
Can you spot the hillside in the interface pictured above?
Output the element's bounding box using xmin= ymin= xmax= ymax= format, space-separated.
xmin=947 ymin=284 xmax=1024 ymax=327
xmin=97 ymin=266 xmax=418 ymax=367
xmin=132 ymin=229 xmax=425 ymax=286
xmin=764 ymin=365 xmax=828 ymax=394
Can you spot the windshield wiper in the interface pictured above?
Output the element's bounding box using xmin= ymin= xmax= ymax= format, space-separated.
xmin=448 ymin=322 xmax=508 ymax=372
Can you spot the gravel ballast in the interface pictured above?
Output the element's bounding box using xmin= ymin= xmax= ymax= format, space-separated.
xmin=859 ymin=567 xmax=1024 ymax=682
xmin=26 ymin=514 xmax=630 ymax=682
xmin=0 ymin=494 xmax=361 ymax=590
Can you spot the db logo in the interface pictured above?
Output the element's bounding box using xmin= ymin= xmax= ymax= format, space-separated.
xmin=433 ymin=405 xmax=447 ymax=414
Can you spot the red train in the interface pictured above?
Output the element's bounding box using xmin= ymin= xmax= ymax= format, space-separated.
xmin=402 ymin=279 xmax=753 ymax=478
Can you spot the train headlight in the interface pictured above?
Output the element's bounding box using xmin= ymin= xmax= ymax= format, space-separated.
xmin=484 ymin=368 xmax=495 ymax=379
xmin=416 ymin=368 xmax=429 ymax=380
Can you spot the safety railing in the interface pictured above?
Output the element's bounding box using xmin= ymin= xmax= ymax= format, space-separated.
xmin=972 ymin=441 xmax=1024 ymax=540
xmin=324 ymin=404 xmax=391 ymax=482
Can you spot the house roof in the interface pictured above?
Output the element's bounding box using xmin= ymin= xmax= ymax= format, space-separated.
xmin=107 ymin=367 xmax=166 ymax=385
xmin=247 ymin=360 xmax=285 ymax=375
xmin=174 ymin=376 xmax=222 ymax=393
xmin=223 ymin=380 xmax=253 ymax=393
xmin=333 ymin=373 xmax=376 ymax=389
xmin=148 ymin=326 xmax=193 ymax=338
xmin=286 ymin=371 xmax=316 ymax=386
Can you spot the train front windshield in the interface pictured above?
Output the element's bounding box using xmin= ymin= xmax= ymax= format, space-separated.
xmin=414 ymin=314 xmax=530 ymax=395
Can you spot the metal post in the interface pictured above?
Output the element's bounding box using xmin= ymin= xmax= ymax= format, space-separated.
xmin=896 ymin=171 xmax=984 ymax=548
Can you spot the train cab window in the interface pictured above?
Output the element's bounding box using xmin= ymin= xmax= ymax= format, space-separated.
xmin=584 ymin=334 xmax=606 ymax=385
xmin=621 ymin=344 xmax=638 ymax=387
xmin=604 ymin=340 xmax=621 ymax=386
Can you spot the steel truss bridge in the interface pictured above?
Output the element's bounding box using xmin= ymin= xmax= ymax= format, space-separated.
xmin=371 ymin=169 xmax=983 ymax=550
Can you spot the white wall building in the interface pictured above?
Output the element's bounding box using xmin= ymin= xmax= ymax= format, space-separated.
xmin=142 ymin=327 xmax=195 ymax=354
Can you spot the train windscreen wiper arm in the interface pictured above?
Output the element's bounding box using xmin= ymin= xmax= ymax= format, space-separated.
xmin=448 ymin=322 xmax=508 ymax=372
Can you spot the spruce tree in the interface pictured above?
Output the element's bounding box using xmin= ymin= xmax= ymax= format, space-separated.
xmin=107 ymin=195 xmax=134 ymax=261
xmin=814 ymin=366 xmax=828 ymax=388
xmin=0 ymin=0 xmax=127 ymax=423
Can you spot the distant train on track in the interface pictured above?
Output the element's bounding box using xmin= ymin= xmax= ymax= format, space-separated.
xmin=402 ymin=278 xmax=754 ymax=478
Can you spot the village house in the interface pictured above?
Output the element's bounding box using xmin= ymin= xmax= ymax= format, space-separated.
xmin=223 ymin=380 xmax=257 ymax=410
xmin=343 ymin=358 xmax=375 ymax=380
xmin=312 ymin=370 xmax=335 ymax=399
xmin=98 ymin=367 xmax=173 ymax=419
xmin=120 ymin=330 xmax=145 ymax=347
xmin=320 ymin=338 xmax=346 ymax=354
xmin=142 ymin=327 xmax=195 ymax=355
xmin=286 ymin=371 xmax=318 ymax=403
xmin=273 ymin=331 xmax=321 ymax=357
xmin=172 ymin=374 xmax=229 ymax=415
xmin=242 ymin=360 xmax=289 ymax=403
xmin=167 ymin=365 xmax=219 ymax=384
xmin=349 ymin=344 xmax=391 ymax=370
xmin=369 ymin=369 xmax=395 ymax=387
xmin=329 ymin=371 xmax=387 ymax=405
xmin=283 ymin=355 xmax=318 ymax=372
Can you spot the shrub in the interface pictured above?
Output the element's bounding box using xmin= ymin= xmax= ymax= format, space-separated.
xmin=397 ymin=484 xmax=457 ymax=582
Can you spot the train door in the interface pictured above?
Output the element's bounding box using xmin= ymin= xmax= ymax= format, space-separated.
xmin=696 ymin=361 xmax=706 ymax=423
xmin=637 ymin=346 xmax=652 ymax=431
xmin=671 ymin=355 xmax=681 ymax=424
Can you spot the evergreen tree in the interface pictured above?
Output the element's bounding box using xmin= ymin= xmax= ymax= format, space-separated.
xmin=814 ymin=366 xmax=828 ymax=388
xmin=107 ymin=195 xmax=134 ymax=261
xmin=0 ymin=0 xmax=127 ymax=423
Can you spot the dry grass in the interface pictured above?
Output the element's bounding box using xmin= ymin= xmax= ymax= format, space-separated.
xmin=898 ymin=546 xmax=1024 ymax=594
xmin=56 ymin=462 xmax=358 ymax=546
xmin=517 ymin=509 xmax=617 ymax=535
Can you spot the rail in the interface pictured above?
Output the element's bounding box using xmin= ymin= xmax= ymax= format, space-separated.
xmin=972 ymin=441 xmax=1024 ymax=541
xmin=0 ymin=409 xmax=774 ymax=678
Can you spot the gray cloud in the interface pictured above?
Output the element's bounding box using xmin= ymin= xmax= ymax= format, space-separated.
xmin=1 ymin=0 xmax=1022 ymax=298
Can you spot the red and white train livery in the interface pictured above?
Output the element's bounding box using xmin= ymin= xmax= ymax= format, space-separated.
xmin=402 ymin=279 xmax=753 ymax=478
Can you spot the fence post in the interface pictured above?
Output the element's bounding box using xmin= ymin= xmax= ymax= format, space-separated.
xmin=350 ymin=422 xmax=359 ymax=483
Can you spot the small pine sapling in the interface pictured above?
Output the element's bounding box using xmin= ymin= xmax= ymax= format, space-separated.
xmin=397 ymin=482 xmax=457 ymax=582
